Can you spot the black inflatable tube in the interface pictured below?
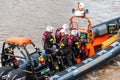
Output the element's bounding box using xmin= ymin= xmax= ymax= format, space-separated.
xmin=92 ymin=16 xmax=120 ymax=28
xmin=92 ymin=17 xmax=120 ymax=37
xmin=49 ymin=39 xmax=120 ymax=80
xmin=71 ymin=45 xmax=120 ymax=80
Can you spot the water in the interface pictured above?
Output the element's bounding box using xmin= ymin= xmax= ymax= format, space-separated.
xmin=0 ymin=0 xmax=120 ymax=79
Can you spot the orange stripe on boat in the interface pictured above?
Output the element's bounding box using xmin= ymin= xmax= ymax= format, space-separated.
xmin=101 ymin=35 xmax=118 ymax=49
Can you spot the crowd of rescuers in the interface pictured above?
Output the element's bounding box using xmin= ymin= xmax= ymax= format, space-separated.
xmin=42 ymin=24 xmax=87 ymax=66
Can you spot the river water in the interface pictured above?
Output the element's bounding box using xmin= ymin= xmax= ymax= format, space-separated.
xmin=0 ymin=0 xmax=120 ymax=80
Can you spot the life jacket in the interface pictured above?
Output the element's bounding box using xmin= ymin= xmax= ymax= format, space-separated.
xmin=42 ymin=31 xmax=54 ymax=42
xmin=59 ymin=35 xmax=71 ymax=49
xmin=42 ymin=31 xmax=55 ymax=50
xmin=55 ymin=28 xmax=63 ymax=43
xmin=68 ymin=35 xmax=81 ymax=49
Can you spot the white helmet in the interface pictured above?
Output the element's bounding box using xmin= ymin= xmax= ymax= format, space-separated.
xmin=46 ymin=26 xmax=55 ymax=32
xmin=80 ymin=2 xmax=84 ymax=8
xmin=71 ymin=30 xmax=78 ymax=36
xmin=62 ymin=24 xmax=69 ymax=30
xmin=60 ymin=29 xmax=68 ymax=35
xmin=62 ymin=24 xmax=70 ymax=34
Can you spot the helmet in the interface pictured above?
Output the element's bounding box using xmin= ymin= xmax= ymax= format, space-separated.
xmin=60 ymin=29 xmax=68 ymax=34
xmin=46 ymin=26 xmax=55 ymax=32
xmin=80 ymin=2 xmax=84 ymax=8
xmin=62 ymin=24 xmax=69 ymax=30
xmin=62 ymin=24 xmax=70 ymax=34
xmin=71 ymin=30 xmax=78 ymax=36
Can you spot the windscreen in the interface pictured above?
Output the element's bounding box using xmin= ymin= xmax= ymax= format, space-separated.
xmin=25 ymin=44 xmax=36 ymax=54
xmin=80 ymin=33 xmax=87 ymax=39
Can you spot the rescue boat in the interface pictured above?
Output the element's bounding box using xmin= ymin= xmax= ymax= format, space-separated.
xmin=49 ymin=2 xmax=120 ymax=80
xmin=0 ymin=2 xmax=120 ymax=80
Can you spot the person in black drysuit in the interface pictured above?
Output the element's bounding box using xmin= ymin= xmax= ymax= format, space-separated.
xmin=56 ymin=29 xmax=73 ymax=67
xmin=42 ymin=26 xmax=55 ymax=50
xmin=69 ymin=30 xmax=87 ymax=63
